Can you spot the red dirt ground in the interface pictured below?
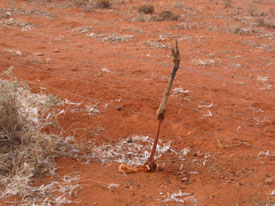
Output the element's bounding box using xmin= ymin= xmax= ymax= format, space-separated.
xmin=0 ymin=0 xmax=274 ymax=205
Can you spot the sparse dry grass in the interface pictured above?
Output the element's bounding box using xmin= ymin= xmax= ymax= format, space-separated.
xmin=86 ymin=31 xmax=133 ymax=43
xmin=144 ymin=41 xmax=172 ymax=49
xmin=0 ymin=71 xmax=84 ymax=205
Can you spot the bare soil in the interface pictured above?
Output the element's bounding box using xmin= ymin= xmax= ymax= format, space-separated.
xmin=0 ymin=0 xmax=274 ymax=205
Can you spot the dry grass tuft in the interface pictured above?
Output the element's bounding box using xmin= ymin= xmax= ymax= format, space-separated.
xmin=0 ymin=92 xmax=21 ymax=153
xmin=224 ymin=0 xmax=232 ymax=8
xmin=158 ymin=10 xmax=179 ymax=21
xmin=73 ymin=0 xmax=111 ymax=11
xmin=0 ymin=70 xmax=84 ymax=204
xmin=256 ymin=18 xmax=275 ymax=28
xmin=132 ymin=10 xmax=180 ymax=22
xmin=91 ymin=0 xmax=111 ymax=9
xmin=73 ymin=0 xmax=89 ymax=8
xmin=247 ymin=4 xmax=265 ymax=17
xmin=138 ymin=5 xmax=154 ymax=14
xmin=172 ymin=2 xmax=186 ymax=9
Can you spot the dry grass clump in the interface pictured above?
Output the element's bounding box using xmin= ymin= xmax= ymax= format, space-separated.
xmin=0 ymin=70 xmax=83 ymax=204
xmin=132 ymin=10 xmax=179 ymax=22
xmin=73 ymin=0 xmax=89 ymax=8
xmin=86 ymin=31 xmax=133 ymax=43
xmin=224 ymin=0 xmax=232 ymax=8
xmin=172 ymin=2 xmax=186 ymax=9
xmin=158 ymin=10 xmax=179 ymax=21
xmin=103 ymin=32 xmax=133 ymax=43
xmin=144 ymin=41 xmax=172 ymax=49
xmin=138 ymin=5 xmax=154 ymax=14
xmin=91 ymin=0 xmax=111 ymax=9
xmin=0 ymin=93 xmax=21 ymax=149
xmin=73 ymin=0 xmax=111 ymax=11
xmin=247 ymin=4 xmax=266 ymax=17
xmin=256 ymin=17 xmax=275 ymax=28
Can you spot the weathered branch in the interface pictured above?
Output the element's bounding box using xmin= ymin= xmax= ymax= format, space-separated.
xmin=156 ymin=39 xmax=180 ymax=120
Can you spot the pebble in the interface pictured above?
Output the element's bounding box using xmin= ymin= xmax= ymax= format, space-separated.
xmin=117 ymin=106 xmax=123 ymax=111
xmin=181 ymin=177 xmax=188 ymax=182
xmin=33 ymin=53 xmax=44 ymax=56
xmin=265 ymin=177 xmax=272 ymax=185
xmin=45 ymin=58 xmax=51 ymax=63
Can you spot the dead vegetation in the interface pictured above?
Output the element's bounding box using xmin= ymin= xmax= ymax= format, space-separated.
xmin=133 ymin=10 xmax=179 ymax=22
xmin=0 ymin=85 xmax=22 ymax=154
xmin=73 ymin=0 xmax=89 ymax=8
xmin=256 ymin=17 xmax=275 ymax=28
xmin=73 ymin=0 xmax=111 ymax=11
xmin=138 ymin=4 xmax=154 ymax=14
xmin=0 ymin=70 xmax=84 ymax=205
xmin=86 ymin=31 xmax=134 ymax=43
xmin=91 ymin=0 xmax=111 ymax=9
xmin=2 ymin=18 xmax=32 ymax=31
xmin=158 ymin=10 xmax=179 ymax=21
xmin=224 ymin=0 xmax=232 ymax=8
xmin=144 ymin=41 xmax=172 ymax=49
xmin=247 ymin=4 xmax=264 ymax=17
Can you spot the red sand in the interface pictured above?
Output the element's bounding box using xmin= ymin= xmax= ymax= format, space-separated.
xmin=0 ymin=0 xmax=274 ymax=205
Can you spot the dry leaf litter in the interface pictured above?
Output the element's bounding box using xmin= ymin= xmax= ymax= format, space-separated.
xmin=89 ymin=135 xmax=176 ymax=166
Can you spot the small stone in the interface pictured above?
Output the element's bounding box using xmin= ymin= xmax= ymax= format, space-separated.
xmin=181 ymin=177 xmax=188 ymax=182
xmin=45 ymin=58 xmax=51 ymax=63
xmin=196 ymin=151 xmax=204 ymax=157
xmin=193 ymin=140 xmax=203 ymax=146
xmin=33 ymin=53 xmax=44 ymax=56
xmin=265 ymin=177 xmax=272 ymax=185
xmin=117 ymin=106 xmax=123 ymax=111
xmin=257 ymin=76 xmax=269 ymax=82
xmin=260 ymin=161 xmax=265 ymax=165
xmin=6 ymin=12 xmax=12 ymax=17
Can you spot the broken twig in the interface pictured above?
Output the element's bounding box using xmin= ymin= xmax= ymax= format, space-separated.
xmin=147 ymin=39 xmax=181 ymax=171
xmin=118 ymin=39 xmax=181 ymax=173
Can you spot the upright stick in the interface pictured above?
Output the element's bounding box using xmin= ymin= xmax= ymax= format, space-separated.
xmin=146 ymin=40 xmax=181 ymax=171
